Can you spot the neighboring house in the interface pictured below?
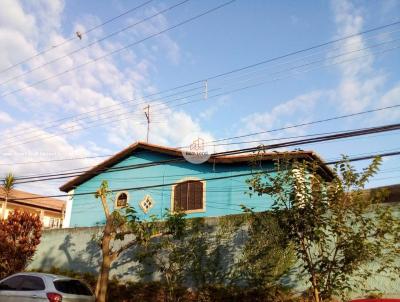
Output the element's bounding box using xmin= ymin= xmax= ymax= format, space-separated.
xmin=0 ymin=188 xmax=65 ymax=229
xmin=368 ymin=183 xmax=400 ymax=203
xmin=60 ymin=142 xmax=333 ymax=228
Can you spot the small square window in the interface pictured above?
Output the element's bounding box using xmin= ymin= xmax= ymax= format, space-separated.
xmin=139 ymin=195 xmax=154 ymax=213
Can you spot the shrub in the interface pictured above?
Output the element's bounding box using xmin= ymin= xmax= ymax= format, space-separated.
xmin=32 ymin=267 xmax=310 ymax=301
xmin=0 ymin=210 xmax=42 ymax=278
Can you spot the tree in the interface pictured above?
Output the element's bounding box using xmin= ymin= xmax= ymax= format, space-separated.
xmin=236 ymin=209 xmax=294 ymax=293
xmin=94 ymin=181 xmax=186 ymax=302
xmin=0 ymin=210 xmax=42 ymax=278
xmin=1 ymin=172 xmax=15 ymax=219
xmin=247 ymin=157 xmax=399 ymax=302
xmin=136 ymin=210 xmax=188 ymax=302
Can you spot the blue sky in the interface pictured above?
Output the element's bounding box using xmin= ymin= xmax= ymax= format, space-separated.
xmin=0 ymin=0 xmax=399 ymax=195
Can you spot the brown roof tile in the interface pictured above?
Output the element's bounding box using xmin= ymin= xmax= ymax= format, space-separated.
xmin=60 ymin=141 xmax=334 ymax=192
xmin=0 ymin=188 xmax=65 ymax=212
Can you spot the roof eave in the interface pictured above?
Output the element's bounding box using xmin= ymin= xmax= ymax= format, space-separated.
xmin=60 ymin=142 xmax=334 ymax=192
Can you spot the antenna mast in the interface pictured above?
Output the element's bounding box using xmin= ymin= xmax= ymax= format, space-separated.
xmin=144 ymin=104 xmax=150 ymax=143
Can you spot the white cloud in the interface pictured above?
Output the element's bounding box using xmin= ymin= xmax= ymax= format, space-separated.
xmin=0 ymin=123 xmax=102 ymax=196
xmin=331 ymin=0 xmax=385 ymax=113
xmin=0 ymin=1 xmax=37 ymax=73
xmin=0 ymin=0 xmax=36 ymax=37
xmin=0 ymin=0 xmax=200 ymax=196
xmin=375 ymin=83 xmax=400 ymax=122
xmin=106 ymin=101 xmax=214 ymax=148
xmin=238 ymin=91 xmax=326 ymax=147
xmin=0 ymin=111 xmax=13 ymax=123
xmin=199 ymin=96 xmax=229 ymax=121
xmin=241 ymin=91 xmax=323 ymax=132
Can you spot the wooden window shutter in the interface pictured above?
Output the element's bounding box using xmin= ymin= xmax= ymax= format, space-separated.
xmin=174 ymin=180 xmax=204 ymax=211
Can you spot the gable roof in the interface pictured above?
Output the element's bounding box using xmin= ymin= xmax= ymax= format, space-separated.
xmin=0 ymin=188 xmax=65 ymax=213
xmin=60 ymin=141 xmax=334 ymax=192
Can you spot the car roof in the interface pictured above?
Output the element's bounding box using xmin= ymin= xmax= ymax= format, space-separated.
xmin=10 ymin=272 xmax=75 ymax=280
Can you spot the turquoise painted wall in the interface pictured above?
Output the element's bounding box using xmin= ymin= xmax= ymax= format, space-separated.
xmin=70 ymin=150 xmax=275 ymax=227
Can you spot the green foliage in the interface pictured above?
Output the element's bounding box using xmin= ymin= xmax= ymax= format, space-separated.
xmin=235 ymin=210 xmax=295 ymax=291
xmin=32 ymin=266 xmax=309 ymax=302
xmin=2 ymin=172 xmax=15 ymax=192
xmin=93 ymin=181 xmax=188 ymax=302
xmin=164 ymin=208 xmax=187 ymax=239
xmin=185 ymin=216 xmax=237 ymax=289
xmin=247 ymin=156 xmax=400 ymax=301
xmin=132 ymin=209 xmax=189 ymax=302
xmin=1 ymin=172 xmax=15 ymax=219
xmin=134 ymin=211 xmax=294 ymax=301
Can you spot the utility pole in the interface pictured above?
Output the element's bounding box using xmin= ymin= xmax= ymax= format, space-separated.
xmin=144 ymin=104 xmax=150 ymax=143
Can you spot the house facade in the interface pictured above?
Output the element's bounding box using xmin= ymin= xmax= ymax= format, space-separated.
xmin=0 ymin=188 xmax=65 ymax=229
xmin=60 ymin=142 xmax=332 ymax=228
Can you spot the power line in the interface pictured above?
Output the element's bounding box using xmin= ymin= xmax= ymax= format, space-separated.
xmin=1 ymin=98 xmax=400 ymax=169
xmin=9 ymin=149 xmax=400 ymax=202
xmin=200 ymin=19 xmax=400 ymax=85
xmin=2 ymin=17 xmax=399 ymax=133
xmin=2 ymin=21 xmax=398 ymax=143
xmin=208 ymin=102 xmax=400 ymax=144
xmin=325 ymin=150 xmax=400 ymax=165
xmin=2 ymin=40 xmax=399 ymax=150
xmin=8 ymin=144 xmax=400 ymax=184
xmin=205 ymin=27 xmax=400 ymax=85
xmin=25 ymin=158 xmax=400 ymax=186
xmin=0 ymin=128 xmax=368 ymax=181
xmin=67 ymin=171 xmax=398 ymax=214
xmin=203 ymin=127 xmax=400 ymax=147
xmin=0 ymin=0 xmax=236 ymax=98
xmin=9 ymin=122 xmax=400 ymax=185
xmin=0 ymin=0 xmax=190 ymax=87
xmin=0 ymin=0 xmax=154 ymax=75
xmin=0 ymin=118 xmax=167 ymax=152
xmin=213 ymin=123 xmax=400 ymax=157
xmin=325 ymin=146 xmax=400 ymax=162
xmin=0 ymin=154 xmax=112 ymax=166
xmin=2 ymin=85 xmax=205 ymax=143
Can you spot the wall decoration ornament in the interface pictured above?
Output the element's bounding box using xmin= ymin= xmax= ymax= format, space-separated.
xmin=139 ymin=195 xmax=154 ymax=213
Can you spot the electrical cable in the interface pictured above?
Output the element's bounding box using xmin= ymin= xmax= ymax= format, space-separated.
xmin=2 ymin=40 xmax=399 ymax=150
xmin=0 ymin=0 xmax=155 ymax=74
xmin=7 ymin=122 xmax=400 ymax=184
xmin=0 ymin=0 xmax=236 ymax=98
xmin=0 ymin=0 xmax=191 ymax=87
xmin=3 ymin=21 xmax=399 ymax=143
xmin=8 ymin=149 xmax=400 ymax=201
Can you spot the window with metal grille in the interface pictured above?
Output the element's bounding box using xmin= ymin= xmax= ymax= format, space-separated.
xmin=173 ymin=180 xmax=204 ymax=212
xmin=115 ymin=192 xmax=128 ymax=208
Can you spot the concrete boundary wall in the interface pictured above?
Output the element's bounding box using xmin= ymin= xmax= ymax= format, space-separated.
xmin=28 ymin=214 xmax=400 ymax=297
xmin=29 ymin=217 xmax=225 ymax=282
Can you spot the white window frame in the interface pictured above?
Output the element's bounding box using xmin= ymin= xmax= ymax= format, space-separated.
xmin=170 ymin=177 xmax=206 ymax=214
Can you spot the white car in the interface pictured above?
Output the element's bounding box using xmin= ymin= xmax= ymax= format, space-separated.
xmin=0 ymin=272 xmax=95 ymax=302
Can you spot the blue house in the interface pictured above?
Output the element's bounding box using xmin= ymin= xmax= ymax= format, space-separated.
xmin=60 ymin=142 xmax=332 ymax=227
